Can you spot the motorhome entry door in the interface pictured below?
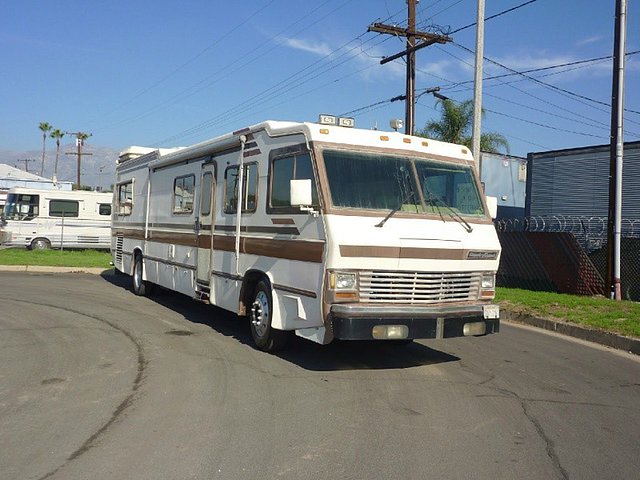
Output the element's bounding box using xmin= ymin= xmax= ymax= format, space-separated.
xmin=196 ymin=163 xmax=216 ymax=284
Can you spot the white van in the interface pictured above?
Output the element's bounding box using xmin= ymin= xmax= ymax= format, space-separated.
xmin=1 ymin=187 xmax=112 ymax=249
xmin=112 ymin=118 xmax=501 ymax=351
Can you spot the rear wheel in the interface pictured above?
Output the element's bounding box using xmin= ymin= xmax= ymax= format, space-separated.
xmin=132 ymin=254 xmax=152 ymax=296
xmin=30 ymin=238 xmax=51 ymax=250
xmin=249 ymin=280 xmax=288 ymax=352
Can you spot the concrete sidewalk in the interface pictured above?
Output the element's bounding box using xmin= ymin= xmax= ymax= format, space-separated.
xmin=1 ymin=264 xmax=637 ymax=355
xmin=0 ymin=265 xmax=116 ymax=275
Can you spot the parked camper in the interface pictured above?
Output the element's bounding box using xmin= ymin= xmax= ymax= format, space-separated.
xmin=0 ymin=187 xmax=112 ymax=249
xmin=112 ymin=118 xmax=501 ymax=351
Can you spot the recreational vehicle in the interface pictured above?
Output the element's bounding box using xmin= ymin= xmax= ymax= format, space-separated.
xmin=112 ymin=118 xmax=501 ymax=351
xmin=0 ymin=187 xmax=112 ymax=249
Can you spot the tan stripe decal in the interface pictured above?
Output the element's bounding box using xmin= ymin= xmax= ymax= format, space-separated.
xmin=340 ymin=245 xmax=470 ymax=260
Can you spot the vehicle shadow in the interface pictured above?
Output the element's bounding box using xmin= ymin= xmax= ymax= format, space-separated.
xmin=101 ymin=273 xmax=460 ymax=371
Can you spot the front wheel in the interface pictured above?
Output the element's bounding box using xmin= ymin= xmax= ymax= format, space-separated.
xmin=30 ymin=238 xmax=51 ymax=250
xmin=249 ymin=280 xmax=289 ymax=352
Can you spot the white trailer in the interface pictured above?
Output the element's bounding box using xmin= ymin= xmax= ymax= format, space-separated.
xmin=112 ymin=118 xmax=501 ymax=351
xmin=1 ymin=187 xmax=112 ymax=249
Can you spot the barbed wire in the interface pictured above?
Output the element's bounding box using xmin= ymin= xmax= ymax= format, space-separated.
xmin=496 ymin=215 xmax=640 ymax=238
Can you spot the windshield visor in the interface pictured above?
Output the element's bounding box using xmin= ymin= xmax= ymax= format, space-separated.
xmin=322 ymin=149 xmax=484 ymax=217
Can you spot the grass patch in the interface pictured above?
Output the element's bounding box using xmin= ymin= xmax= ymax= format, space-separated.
xmin=0 ymin=248 xmax=112 ymax=268
xmin=496 ymin=287 xmax=640 ymax=338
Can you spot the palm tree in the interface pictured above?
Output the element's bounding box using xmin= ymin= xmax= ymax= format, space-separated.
xmin=417 ymin=99 xmax=509 ymax=154
xmin=50 ymin=129 xmax=65 ymax=182
xmin=39 ymin=122 xmax=53 ymax=176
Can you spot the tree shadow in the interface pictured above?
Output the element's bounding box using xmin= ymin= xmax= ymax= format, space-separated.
xmin=100 ymin=273 xmax=460 ymax=371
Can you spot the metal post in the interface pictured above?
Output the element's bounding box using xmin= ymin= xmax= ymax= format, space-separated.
xmin=607 ymin=0 xmax=627 ymax=300
xmin=405 ymin=0 xmax=416 ymax=136
xmin=472 ymin=0 xmax=485 ymax=173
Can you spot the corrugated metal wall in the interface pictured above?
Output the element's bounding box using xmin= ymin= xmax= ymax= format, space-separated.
xmin=527 ymin=142 xmax=640 ymax=219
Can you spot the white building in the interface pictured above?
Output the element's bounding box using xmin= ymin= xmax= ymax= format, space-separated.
xmin=0 ymin=164 xmax=73 ymax=209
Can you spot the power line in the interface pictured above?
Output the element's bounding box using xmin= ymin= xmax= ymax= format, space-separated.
xmin=97 ymin=0 xmax=354 ymax=133
xmin=449 ymin=0 xmax=539 ymax=34
xmin=453 ymin=41 xmax=640 ymax=118
xmin=87 ymin=0 xmax=277 ymax=127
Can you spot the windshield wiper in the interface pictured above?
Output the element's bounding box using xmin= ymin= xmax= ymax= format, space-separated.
xmin=426 ymin=193 xmax=474 ymax=233
xmin=375 ymin=189 xmax=418 ymax=228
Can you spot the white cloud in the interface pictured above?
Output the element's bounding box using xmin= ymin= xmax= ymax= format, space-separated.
xmin=576 ymin=35 xmax=604 ymax=47
xmin=281 ymin=37 xmax=333 ymax=57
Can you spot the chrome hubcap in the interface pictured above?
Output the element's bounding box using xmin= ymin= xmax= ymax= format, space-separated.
xmin=251 ymin=291 xmax=269 ymax=338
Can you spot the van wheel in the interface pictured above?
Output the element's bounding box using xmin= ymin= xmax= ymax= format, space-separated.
xmin=249 ymin=280 xmax=288 ymax=352
xmin=132 ymin=254 xmax=152 ymax=296
xmin=30 ymin=238 xmax=51 ymax=250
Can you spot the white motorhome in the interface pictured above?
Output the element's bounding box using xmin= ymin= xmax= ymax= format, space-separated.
xmin=112 ymin=118 xmax=501 ymax=351
xmin=1 ymin=187 xmax=112 ymax=249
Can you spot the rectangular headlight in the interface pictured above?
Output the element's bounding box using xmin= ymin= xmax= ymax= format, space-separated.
xmin=481 ymin=274 xmax=495 ymax=289
xmin=330 ymin=272 xmax=357 ymax=290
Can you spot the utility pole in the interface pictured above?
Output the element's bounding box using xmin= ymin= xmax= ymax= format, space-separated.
xmin=607 ymin=0 xmax=627 ymax=300
xmin=16 ymin=158 xmax=36 ymax=173
xmin=65 ymin=131 xmax=93 ymax=189
xmin=472 ymin=0 xmax=485 ymax=175
xmin=369 ymin=0 xmax=451 ymax=135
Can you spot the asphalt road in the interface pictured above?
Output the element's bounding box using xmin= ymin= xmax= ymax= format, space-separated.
xmin=0 ymin=272 xmax=638 ymax=480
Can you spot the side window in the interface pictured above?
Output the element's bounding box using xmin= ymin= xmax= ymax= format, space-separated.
xmin=99 ymin=203 xmax=111 ymax=216
xmin=117 ymin=182 xmax=133 ymax=215
xmin=200 ymin=172 xmax=213 ymax=216
xmin=224 ymin=163 xmax=258 ymax=213
xmin=173 ymin=175 xmax=195 ymax=214
xmin=50 ymin=200 xmax=79 ymax=217
xmin=270 ymin=152 xmax=318 ymax=209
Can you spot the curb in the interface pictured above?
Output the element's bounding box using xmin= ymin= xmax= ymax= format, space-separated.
xmin=502 ymin=310 xmax=640 ymax=356
xmin=0 ymin=265 xmax=115 ymax=275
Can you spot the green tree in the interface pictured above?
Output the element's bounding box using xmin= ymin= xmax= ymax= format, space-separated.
xmin=417 ymin=99 xmax=509 ymax=154
xmin=39 ymin=121 xmax=53 ymax=176
xmin=50 ymin=129 xmax=65 ymax=182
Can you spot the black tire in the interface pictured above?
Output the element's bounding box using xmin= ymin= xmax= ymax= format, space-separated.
xmin=30 ymin=238 xmax=51 ymax=250
xmin=249 ymin=280 xmax=289 ymax=352
xmin=132 ymin=253 xmax=152 ymax=296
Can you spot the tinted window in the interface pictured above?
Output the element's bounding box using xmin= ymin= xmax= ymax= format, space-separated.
xmin=50 ymin=200 xmax=79 ymax=217
xmin=271 ymin=153 xmax=318 ymax=208
xmin=200 ymin=173 xmax=213 ymax=216
xmin=99 ymin=203 xmax=111 ymax=215
xmin=224 ymin=163 xmax=258 ymax=213
xmin=173 ymin=175 xmax=195 ymax=214
xmin=117 ymin=182 xmax=133 ymax=215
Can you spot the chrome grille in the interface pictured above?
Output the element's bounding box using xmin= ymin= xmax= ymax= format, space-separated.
xmin=359 ymin=271 xmax=481 ymax=304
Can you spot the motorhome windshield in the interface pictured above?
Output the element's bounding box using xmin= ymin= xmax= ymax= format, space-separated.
xmin=3 ymin=193 xmax=39 ymax=221
xmin=322 ymin=149 xmax=484 ymax=217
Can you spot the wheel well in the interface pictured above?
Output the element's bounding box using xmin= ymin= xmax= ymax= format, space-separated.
xmin=239 ymin=270 xmax=270 ymax=316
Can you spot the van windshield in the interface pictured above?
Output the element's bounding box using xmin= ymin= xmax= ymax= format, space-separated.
xmin=3 ymin=193 xmax=40 ymax=221
xmin=322 ymin=149 xmax=484 ymax=217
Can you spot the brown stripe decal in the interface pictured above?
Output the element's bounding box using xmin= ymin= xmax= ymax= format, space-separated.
xmin=243 ymin=149 xmax=261 ymax=158
xmin=271 ymin=218 xmax=295 ymax=225
xmin=113 ymin=227 xmax=323 ymax=263
xmin=213 ymin=235 xmax=324 ymax=263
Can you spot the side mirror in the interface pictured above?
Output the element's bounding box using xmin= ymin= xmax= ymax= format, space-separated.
xmin=485 ymin=196 xmax=498 ymax=220
xmin=290 ymin=179 xmax=312 ymax=207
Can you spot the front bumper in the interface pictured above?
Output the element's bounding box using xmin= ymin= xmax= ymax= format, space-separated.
xmin=329 ymin=304 xmax=500 ymax=340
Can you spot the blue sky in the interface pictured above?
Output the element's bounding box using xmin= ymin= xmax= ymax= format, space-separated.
xmin=1 ymin=0 xmax=638 ymax=160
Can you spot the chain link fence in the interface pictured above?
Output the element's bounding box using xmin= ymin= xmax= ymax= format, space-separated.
xmin=496 ymin=215 xmax=640 ymax=301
